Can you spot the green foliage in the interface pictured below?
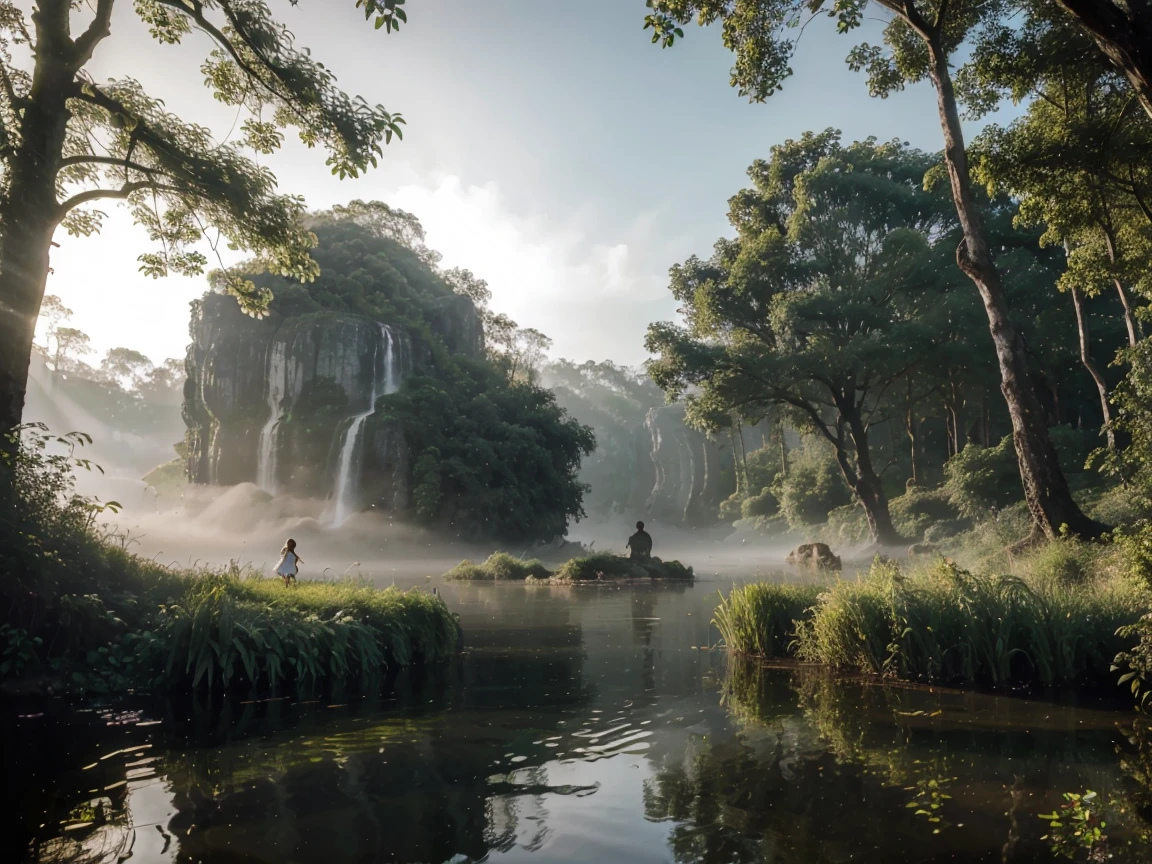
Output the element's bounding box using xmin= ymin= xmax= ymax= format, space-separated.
xmin=0 ymin=624 xmax=41 ymax=678
xmin=712 ymin=582 xmax=822 ymax=658
xmin=382 ymin=358 xmax=595 ymax=543
xmin=890 ymin=487 xmax=965 ymax=543
xmin=1038 ymin=791 xmax=1109 ymax=860
xmin=443 ymin=552 xmax=551 ymax=582
xmin=943 ymin=437 xmax=1022 ymax=518
xmin=741 ymin=486 xmax=778 ymax=520
xmin=771 ymin=439 xmax=852 ymax=530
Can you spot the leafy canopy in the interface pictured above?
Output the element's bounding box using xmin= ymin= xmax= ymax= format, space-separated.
xmin=0 ymin=1 xmax=408 ymax=314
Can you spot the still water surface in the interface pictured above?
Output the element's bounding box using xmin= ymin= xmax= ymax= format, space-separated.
xmin=9 ymin=576 xmax=1152 ymax=863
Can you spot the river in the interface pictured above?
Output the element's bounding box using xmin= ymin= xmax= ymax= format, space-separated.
xmin=7 ymin=574 xmax=1152 ymax=863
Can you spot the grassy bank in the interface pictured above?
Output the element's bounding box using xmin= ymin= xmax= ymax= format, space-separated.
xmin=444 ymin=551 xmax=693 ymax=583
xmin=0 ymin=425 xmax=460 ymax=697
xmin=714 ymin=555 xmax=1148 ymax=691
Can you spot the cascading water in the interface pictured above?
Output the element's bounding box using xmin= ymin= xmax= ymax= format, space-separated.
xmin=330 ymin=324 xmax=399 ymax=525
xmin=256 ymin=339 xmax=288 ymax=493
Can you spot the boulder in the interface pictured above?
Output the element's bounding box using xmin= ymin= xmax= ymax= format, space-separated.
xmin=786 ymin=542 xmax=842 ymax=572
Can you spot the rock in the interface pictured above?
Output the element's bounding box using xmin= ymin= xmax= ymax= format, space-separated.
xmin=786 ymin=542 xmax=842 ymax=571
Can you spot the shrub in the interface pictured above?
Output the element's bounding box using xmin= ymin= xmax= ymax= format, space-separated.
xmin=890 ymin=487 xmax=965 ymax=542
xmin=772 ymin=439 xmax=852 ymax=529
xmin=741 ymin=486 xmax=778 ymax=519
xmin=943 ymin=437 xmax=1022 ymax=519
xmin=824 ymin=504 xmax=870 ymax=546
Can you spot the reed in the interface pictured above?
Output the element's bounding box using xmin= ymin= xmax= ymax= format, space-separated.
xmin=157 ymin=568 xmax=460 ymax=693
xmin=712 ymin=582 xmax=822 ymax=658
xmin=715 ymin=558 xmax=1148 ymax=690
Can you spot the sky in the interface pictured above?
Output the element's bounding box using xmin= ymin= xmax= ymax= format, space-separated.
xmin=36 ymin=0 xmax=1023 ymax=369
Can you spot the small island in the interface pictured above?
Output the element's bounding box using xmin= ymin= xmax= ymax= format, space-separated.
xmin=444 ymin=551 xmax=693 ymax=585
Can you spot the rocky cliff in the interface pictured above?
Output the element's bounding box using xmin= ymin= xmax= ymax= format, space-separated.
xmin=637 ymin=404 xmax=732 ymax=526
xmin=184 ymin=291 xmax=481 ymax=514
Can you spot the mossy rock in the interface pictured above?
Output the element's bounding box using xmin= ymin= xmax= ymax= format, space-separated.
xmin=443 ymin=552 xmax=551 ymax=581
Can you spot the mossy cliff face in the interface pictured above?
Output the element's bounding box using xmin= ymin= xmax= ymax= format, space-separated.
xmin=183 ymin=292 xmax=480 ymax=506
xmin=638 ymin=403 xmax=732 ymax=527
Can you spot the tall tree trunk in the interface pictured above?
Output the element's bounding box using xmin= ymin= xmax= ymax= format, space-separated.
xmin=1070 ymin=284 xmax=1117 ymax=450
xmin=832 ymin=401 xmax=902 ymax=546
xmin=925 ymin=39 xmax=1106 ymax=540
xmin=0 ymin=10 xmax=75 ymax=433
xmin=1055 ymin=0 xmax=1152 ymax=121
xmin=905 ymin=378 xmax=919 ymax=488
xmin=777 ymin=423 xmax=787 ymax=477
xmin=1099 ymin=224 xmax=1140 ymax=347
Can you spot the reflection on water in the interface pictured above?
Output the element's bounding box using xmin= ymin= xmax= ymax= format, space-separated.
xmin=7 ymin=579 xmax=1152 ymax=863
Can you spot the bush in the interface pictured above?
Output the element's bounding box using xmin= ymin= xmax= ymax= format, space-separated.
xmin=713 ymin=582 xmax=823 ymax=658
xmin=824 ymin=504 xmax=870 ymax=546
xmin=741 ymin=486 xmax=778 ymax=519
xmin=943 ymin=436 xmax=1022 ymax=519
xmin=772 ymin=439 xmax=852 ymax=529
xmin=890 ymin=487 xmax=965 ymax=542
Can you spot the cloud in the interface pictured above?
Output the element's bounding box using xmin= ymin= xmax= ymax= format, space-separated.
xmin=389 ymin=174 xmax=678 ymax=366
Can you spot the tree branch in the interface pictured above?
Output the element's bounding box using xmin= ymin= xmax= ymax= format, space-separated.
xmin=72 ymin=0 xmax=116 ymax=69
xmin=60 ymin=154 xmax=164 ymax=174
xmin=56 ymin=180 xmax=184 ymax=220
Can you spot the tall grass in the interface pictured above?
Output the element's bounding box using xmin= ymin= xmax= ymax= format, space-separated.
xmin=715 ymin=558 xmax=1148 ymax=690
xmin=713 ymin=582 xmax=822 ymax=658
xmin=158 ymin=567 xmax=460 ymax=693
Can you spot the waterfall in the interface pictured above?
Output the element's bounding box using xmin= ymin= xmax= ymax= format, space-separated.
xmin=331 ymin=325 xmax=398 ymax=525
xmin=256 ymin=339 xmax=288 ymax=493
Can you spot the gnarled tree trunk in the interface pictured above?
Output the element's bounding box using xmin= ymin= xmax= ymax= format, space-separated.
xmin=925 ymin=39 xmax=1106 ymax=540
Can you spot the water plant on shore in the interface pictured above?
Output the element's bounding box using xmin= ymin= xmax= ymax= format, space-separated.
xmin=713 ymin=558 xmax=1147 ymax=691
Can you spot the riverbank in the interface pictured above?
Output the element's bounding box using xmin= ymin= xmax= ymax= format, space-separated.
xmin=714 ymin=553 xmax=1149 ymax=693
xmin=444 ymin=551 xmax=694 ymax=583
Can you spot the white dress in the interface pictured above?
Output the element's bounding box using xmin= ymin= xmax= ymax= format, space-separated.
xmin=276 ymin=550 xmax=299 ymax=578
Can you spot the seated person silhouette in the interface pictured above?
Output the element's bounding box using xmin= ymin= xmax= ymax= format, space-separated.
xmin=627 ymin=520 xmax=653 ymax=562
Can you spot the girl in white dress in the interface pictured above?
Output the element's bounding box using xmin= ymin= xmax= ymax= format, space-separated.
xmin=276 ymin=538 xmax=303 ymax=586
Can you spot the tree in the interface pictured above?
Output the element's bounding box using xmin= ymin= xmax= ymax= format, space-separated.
xmin=963 ymin=13 xmax=1152 ymax=348
xmin=646 ymin=135 xmax=956 ymax=545
xmin=36 ymin=294 xmax=72 ymax=365
xmin=1048 ymin=0 xmax=1152 ymax=121
xmin=52 ymin=326 xmax=91 ymax=374
xmin=0 ymin=1 xmax=412 ymax=432
xmin=642 ymin=0 xmax=1107 ymax=541
xmin=100 ymin=347 xmax=153 ymax=392
xmin=139 ymin=357 xmax=183 ymax=400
